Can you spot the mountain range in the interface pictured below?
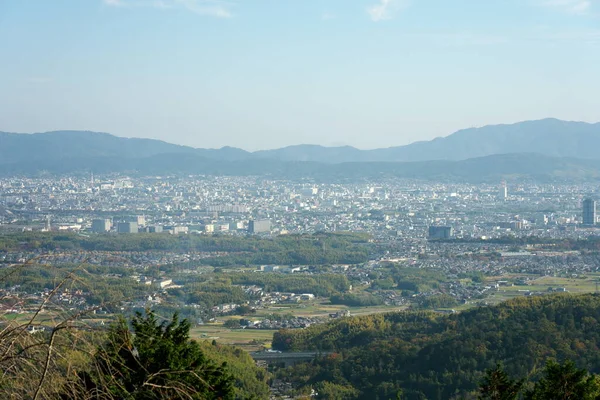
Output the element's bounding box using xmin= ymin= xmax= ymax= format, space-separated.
xmin=2 ymin=118 xmax=600 ymax=180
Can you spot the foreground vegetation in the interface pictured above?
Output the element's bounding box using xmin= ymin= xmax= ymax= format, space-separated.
xmin=0 ymin=309 xmax=269 ymax=399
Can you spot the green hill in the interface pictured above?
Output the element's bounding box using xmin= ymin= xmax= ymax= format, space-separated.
xmin=273 ymin=293 xmax=600 ymax=399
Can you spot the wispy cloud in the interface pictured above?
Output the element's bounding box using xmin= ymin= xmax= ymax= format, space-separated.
xmin=367 ymin=0 xmax=409 ymax=22
xmin=102 ymin=0 xmax=234 ymax=18
xmin=540 ymin=0 xmax=596 ymax=15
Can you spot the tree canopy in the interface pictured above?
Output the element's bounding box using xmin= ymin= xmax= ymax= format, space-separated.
xmin=84 ymin=311 xmax=235 ymax=399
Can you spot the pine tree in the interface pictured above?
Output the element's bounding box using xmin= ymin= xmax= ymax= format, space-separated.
xmin=525 ymin=360 xmax=600 ymax=400
xmin=88 ymin=310 xmax=235 ymax=399
xmin=478 ymin=364 xmax=524 ymax=400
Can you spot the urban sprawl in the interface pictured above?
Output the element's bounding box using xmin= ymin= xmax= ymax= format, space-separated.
xmin=2 ymin=175 xmax=600 ymax=336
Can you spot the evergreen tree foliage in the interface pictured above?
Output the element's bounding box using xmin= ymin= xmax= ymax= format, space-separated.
xmin=89 ymin=310 xmax=235 ymax=399
xmin=525 ymin=360 xmax=600 ymax=400
xmin=478 ymin=364 xmax=524 ymax=400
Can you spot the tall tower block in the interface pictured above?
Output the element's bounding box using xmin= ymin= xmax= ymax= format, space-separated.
xmin=583 ymin=198 xmax=596 ymax=226
xmin=498 ymin=181 xmax=507 ymax=201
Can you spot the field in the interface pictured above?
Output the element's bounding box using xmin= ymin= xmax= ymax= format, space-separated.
xmin=191 ymin=324 xmax=278 ymax=351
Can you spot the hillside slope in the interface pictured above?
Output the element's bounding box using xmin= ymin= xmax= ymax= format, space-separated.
xmin=273 ymin=293 xmax=600 ymax=399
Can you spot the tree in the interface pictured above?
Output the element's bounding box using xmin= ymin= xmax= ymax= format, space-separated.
xmin=88 ymin=310 xmax=235 ymax=399
xmin=478 ymin=364 xmax=524 ymax=400
xmin=314 ymin=381 xmax=359 ymax=399
xmin=235 ymin=305 xmax=256 ymax=316
xmin=525 ymin=360 xmax=600 ymax=400
xmin=224 ymin=319 xmax=241 ymax=329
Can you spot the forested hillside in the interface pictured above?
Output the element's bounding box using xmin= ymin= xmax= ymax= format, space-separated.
xmin=273 ymin=293 xmax=600 ymax=400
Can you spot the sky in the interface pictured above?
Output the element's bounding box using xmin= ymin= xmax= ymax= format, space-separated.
xmin=0 ymin=0 xmax=599 ymax=151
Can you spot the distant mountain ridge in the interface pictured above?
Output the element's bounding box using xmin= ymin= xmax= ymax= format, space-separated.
xmin=253 ymin=118 xmax=600 ymax=162
xmin=0 ymin=130 xmax=251 ymax=164
xmin=2 ymin=119 xmax=599 ymax=165
xmin=2 ymin=119 xmax=600 ymax=180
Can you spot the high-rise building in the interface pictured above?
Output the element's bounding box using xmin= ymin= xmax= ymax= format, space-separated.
xmin=583 ymin=198 xmax=596 ymax=226
xmin=117 ymin=221 xmax=138 ymax=233
xmin=428 ymin=226 xmax=454 ymax=240
xmin=248 ymin=219 xmax=271 ymax=234
xmin=498 ymin=181 xmax=507 ymax=201
xmin=91 ymin=219 xmax=111 ymax=233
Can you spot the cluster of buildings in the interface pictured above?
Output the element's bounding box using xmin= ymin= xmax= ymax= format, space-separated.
xmin=2 ymin=175 xmax=600 ymax=242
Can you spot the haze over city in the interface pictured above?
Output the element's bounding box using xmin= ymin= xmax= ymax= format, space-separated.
xmin=1 ymin=0 xmax=599 ymax=150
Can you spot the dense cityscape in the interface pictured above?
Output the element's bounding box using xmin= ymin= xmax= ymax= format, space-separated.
xmin=2 ymin=175 xmax=597 ymax=238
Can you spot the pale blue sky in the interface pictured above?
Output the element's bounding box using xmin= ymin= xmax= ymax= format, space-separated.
xmin=1 ymin=0 xmax=599 ymax=150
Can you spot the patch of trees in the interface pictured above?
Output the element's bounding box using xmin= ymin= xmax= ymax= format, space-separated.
xmin=0 ymin=231 xmax=370 ymax=266
xmin=329 ymin=293 xmax=384 ymax=307
xmin=378 ymin=266 xmax=448 ymax=293
xmin=414 ymin=293 xmax=459 ymax=309
xmin=167 ymin=281 xmax=255 ymax=309
xmin=228 ymin=273 xmax=350 ymax=297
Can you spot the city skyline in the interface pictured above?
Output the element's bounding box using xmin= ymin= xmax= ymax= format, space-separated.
xmin=1 ymin=0 xmax=600 ymax=150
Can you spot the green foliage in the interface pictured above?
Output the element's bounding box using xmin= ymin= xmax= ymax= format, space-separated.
xmin=315 ymin=381 xmax=360 ymax=399
xmin=389 ymin=267 xmax=448 ymax=293
xmin=273 ymin=293 xmax=600 ymax=399
xmin=525 ymin=360 xmax=600 ymax=400
xmin=414 ymin=294 xmax=458 ymax=309
xmin=183 ymin=281 xmax=253 ymax=308
xmin=478 ymin=364 xmax=524 ymax=400
xmin=224 ymin=319 xmax=242 ymax=328
xmin=0 ymin=231 xmax=370 ymax=266
xmin=228 ymin=273 xmax=350 ymax=297
xmin=88 ymin=311 xmax=235 ymax=399
xmin=329 ymin=293 xmax=384 ymax=307
xmin=197 ymin=341 xmax=270 ymax=400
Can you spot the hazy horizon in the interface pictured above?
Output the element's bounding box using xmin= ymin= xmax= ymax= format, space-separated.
xmin=1 ymin=0 xmax=599 ymax=151
xmin=2 ymin=116 xmax=600 ymax=152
